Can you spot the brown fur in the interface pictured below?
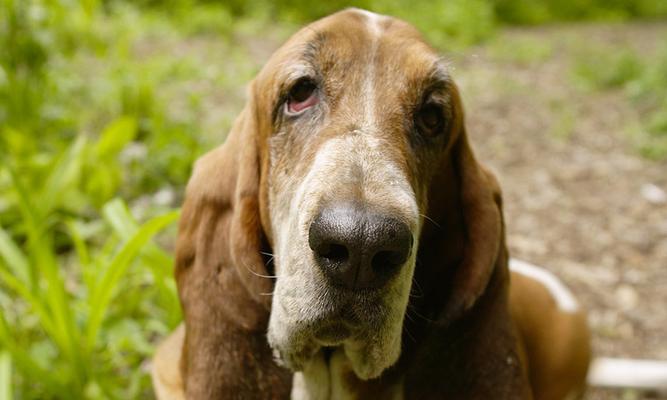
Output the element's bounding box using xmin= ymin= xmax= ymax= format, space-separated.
xmin=152 ymin=8 xmax=590 ymax=399
xmin=510 ymin=272 xmax=591 ymax=399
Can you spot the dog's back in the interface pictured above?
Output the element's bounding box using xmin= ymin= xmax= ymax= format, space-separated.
xmin=510 ymin=260 xmax=591 ymax=400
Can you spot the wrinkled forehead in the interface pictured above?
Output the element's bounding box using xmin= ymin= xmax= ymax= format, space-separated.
xmin=257 ymin=9 xmax=449 ymax=99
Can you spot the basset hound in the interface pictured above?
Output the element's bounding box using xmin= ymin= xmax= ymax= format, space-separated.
xmin=152 ymin=8 xmax=591 ymax=400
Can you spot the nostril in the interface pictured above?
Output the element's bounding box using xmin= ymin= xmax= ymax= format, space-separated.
xmin=371 ymin=249 xmax=409 ymax=272
xmin=319 ymin=243 xmax=349 ymax=263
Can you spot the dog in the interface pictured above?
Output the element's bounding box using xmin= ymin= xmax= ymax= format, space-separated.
xmin=152 ymin=8 xmax=591 ymax=399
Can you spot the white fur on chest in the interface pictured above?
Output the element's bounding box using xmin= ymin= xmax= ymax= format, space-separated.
xmin=291 ymin=350 xmax=403 ymax=400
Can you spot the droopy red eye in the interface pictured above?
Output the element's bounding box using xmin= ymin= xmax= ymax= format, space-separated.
xmin=287 ymin=79 xmax=318 ymax=114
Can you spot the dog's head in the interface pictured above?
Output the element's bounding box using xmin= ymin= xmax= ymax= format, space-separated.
xmin=176 ymin=8 xmax=503 ymax=383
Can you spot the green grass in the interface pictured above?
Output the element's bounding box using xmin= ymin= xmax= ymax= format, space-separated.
xmin=572 ymin=42 xmax=667 ymax=159
xmin=572 ymin=47 xmax=644 ymax=90
xmin=0 ymin=130 xmax=181 ymax=397
xmin=548 ymin=100 xmax=577 ymax=140
xmin=0 ymin=202 xmax=179 ymax=398
xmin=0 ymin=1 xmax=225 ymax=397
xmin=0 ymin=351 xmax=11 ymax=400
xmin=488 ymin=35 xmax=554 ymax=65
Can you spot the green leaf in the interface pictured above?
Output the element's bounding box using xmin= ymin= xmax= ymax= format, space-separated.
xmin=0 ymin=314 xmax=64 ymax=397
xmin=40 ymin=136 xmax=87 ymax=219
xmin=102 ymin=199 xmax=181 ymax=325
xmin=0 ymin=228 xmax=30 ymax=286
xmin=102 ymin=199 xmax=138 ymax=239
xmin=85 ymin=208 xmax=179 ymax=351
xmin=28 ymin=231 xmax=84 ymax=380
xmin=95 ymin=116 xmax=138 ymax=159
xmin=102 ymin=198 xmax=174 ymax=267
xmin=65 ymin=220 xmax=91 ymax=270
xmin=0 ymin=351 xmax=12 ymax=400
xmin=0 ymin=267 xmax=58 ymax=341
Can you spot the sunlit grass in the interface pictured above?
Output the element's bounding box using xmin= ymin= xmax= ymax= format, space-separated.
xmin=0 ymin=1 xmax=258 ymax=396
xmin=488 ymin=35 xmax=554 ymax=65
xmin=1 ymin=128 xmax=181 ymax=397
xmin=572 ymin=41 xmax=667 ymax=159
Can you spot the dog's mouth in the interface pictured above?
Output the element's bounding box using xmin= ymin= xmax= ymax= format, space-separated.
xmin=268 ymin=264 xmax=413 ymax=377
xmin=308 ymin=302 xmax=365 ymax=345
xmin=313 ymin=321 xmax=353 ymax=346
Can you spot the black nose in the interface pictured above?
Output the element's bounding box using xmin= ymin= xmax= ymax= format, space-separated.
xmin=308 ymin=203 xmax=413 ymax=290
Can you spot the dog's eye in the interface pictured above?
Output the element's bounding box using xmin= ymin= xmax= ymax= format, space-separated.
xmin=287 ymin=79 xmax=318 ymax=114
xmin=416 ymin=103 xmax=444 ymax=136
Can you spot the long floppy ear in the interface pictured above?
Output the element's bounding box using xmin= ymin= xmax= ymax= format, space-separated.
xmin=173 ymin=82 xmax=291 ymax=397
xmin=175 ymin=81 xmax=272 ymax=315
xmin=445 ymin=132 xmax=504 ymax=318
xmin=431 ymin=83 xmax=506 ymax=322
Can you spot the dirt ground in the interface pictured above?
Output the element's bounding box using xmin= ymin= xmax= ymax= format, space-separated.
xmin=454 ymin=23 xmax=667 ymax=399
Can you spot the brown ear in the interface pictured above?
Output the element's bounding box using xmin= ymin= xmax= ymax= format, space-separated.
xmin=445 ymin=131 xmax=504 ymax=319
xmin=175 ymin=82 xmax=273 ymax=315
xmin=173 ymin=83 xmax=291 ymax=397
xmin=427 ymin=84 xmax=506 ymax=322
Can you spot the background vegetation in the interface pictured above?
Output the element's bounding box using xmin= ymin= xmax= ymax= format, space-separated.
xmin=1 ymin=0 xmax=666 ymax=398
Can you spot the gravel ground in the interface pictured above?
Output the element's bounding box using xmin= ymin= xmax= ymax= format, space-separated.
xmin=455 ymin=23 xmax=667 ymax=400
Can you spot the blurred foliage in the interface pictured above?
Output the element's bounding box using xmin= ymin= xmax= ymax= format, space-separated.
xmin=1 ymin=0 xmax=666 ymax=398
xmin=0 ymin=0 xmax=198 ymax=398
xmin=573 ymin=43 xmax=667 ymax=159
xmin=491 ymin=0 xmax=667 ymax=24
xmin=136 ymin=0 xmax=667 ymax=25
xmin=125 ymin=0 xmax=667 ymax=48
xmin=488 ymin=35 xmax=554 ymax=65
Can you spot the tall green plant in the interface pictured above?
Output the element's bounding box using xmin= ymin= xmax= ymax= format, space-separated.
xmin=0 ymin=198 xmax=178 ymax=398
xmin=0 ymin=351 xmax=11 ymax=400
xmin=0 ymin=119 xmax=180 ymax=397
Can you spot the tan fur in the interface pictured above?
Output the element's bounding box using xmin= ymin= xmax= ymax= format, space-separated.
xmin=152 ymin=324 xmax=185 ymax=400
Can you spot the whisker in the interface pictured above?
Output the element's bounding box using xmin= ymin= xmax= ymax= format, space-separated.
xmin=403 ymin=324 xmax=417 ymax=343
xmin=410 ymin=277 xmax=425 ymax=298
xmin=242 ymin=261 xmax=278 ymax=279
xmin=409 ymin=259 xmax=425 ymax=298
xmin=408 ymin=305 xmax=435 ymax=323
xmin=259 ymin=291 xmax=275 ymax=296
xmin=420 ymin=213 xmax=441 ymax=229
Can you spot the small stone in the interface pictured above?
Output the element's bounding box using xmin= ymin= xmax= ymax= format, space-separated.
xmin=119 ymin=142 xmax=148 ymax=163
xmin=640 ymin=183 xmax=666 ymax=204
xmin=617 ymin=321 xmax=634 ymax=339
xmin=154 ymin=187 xmax=175 ymax=206
xmin=615 ymin=284 xmax=639 ymax=311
